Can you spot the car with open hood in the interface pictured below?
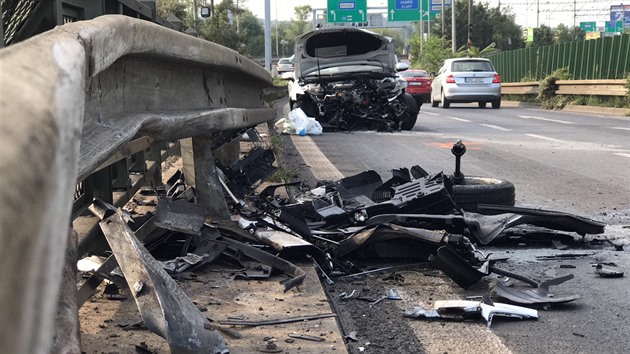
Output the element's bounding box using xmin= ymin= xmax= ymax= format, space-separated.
xmin=288 ymin=27 xmax=419 ymax=131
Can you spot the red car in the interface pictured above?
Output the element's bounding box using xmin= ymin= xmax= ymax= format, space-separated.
xmin=399 ymin=69 xmax=432 ymax=106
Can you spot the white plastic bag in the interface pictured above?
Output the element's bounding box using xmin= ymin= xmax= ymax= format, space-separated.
xmin=306 ymin=118 xmax=323 ymax=135
xmin=274 ymin=118 xmax=295 ymax=134
xmin=288 ymin=108 xmax=309 ymax=136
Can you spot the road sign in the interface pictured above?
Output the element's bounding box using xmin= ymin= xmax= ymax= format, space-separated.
xmin=327 ymin=0 xmax=367 ymax=23
xmin=387 ymin=0 xmax=420 ymax=21
xmin=580 ymin=21 xmax=597 ymax=32
xmin=526 ymin=27 xmax=534 ymax=42
xmin=605 ymin=20 xmax=623 ymax=33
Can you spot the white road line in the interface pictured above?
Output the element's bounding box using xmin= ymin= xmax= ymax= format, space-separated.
xmin=480 ymin=124 xmax=512 ymax=131
xmin=525 ymin=134 xmax=565 ymax=142
xmin=614 ymin=153 xmax=630 ymax=158
xmin=446 ymin=116 xmax=471 ymax=122
xmin=423 ymin=111 xmax=440 ymax=116
xmin=610 ymin=127 xmax=630 ymax=131
xmin=517 ymin=115 xmax=574 ymax=124
xmin=290 ymin=135 xmax=344 ymax=180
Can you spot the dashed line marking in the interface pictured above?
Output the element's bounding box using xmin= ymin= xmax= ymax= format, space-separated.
xmin=610 ymin=127 xmax=630 ymax=131
xmin=480 ymin=124 xmax=512 ymax=131
xmin=423 ymin=111 xmax=440 ymax=116
xmin=446 ymin=116 xmax=471 ymax=122
xmin=614 ymin=153 xmax=630 ymax=158
xmin=525 ymin=134 xmax=565 ymax=142
xmin=517 ymin=115 xmax=574 ymax=124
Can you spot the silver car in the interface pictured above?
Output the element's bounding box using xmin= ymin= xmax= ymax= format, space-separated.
xmin=430 ymin=58 xmax=501 ymax=109
xmin=276 ymin=57 xmax=294 ymax=74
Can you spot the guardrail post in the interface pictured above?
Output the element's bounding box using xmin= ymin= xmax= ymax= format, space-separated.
xmin=181 ymin=136 xmax=231 ymax=220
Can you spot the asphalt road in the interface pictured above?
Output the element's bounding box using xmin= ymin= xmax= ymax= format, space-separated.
xmin=284 ymin=102 xmax=630 ymax=354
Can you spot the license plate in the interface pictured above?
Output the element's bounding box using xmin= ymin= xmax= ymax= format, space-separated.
xmin=465 ymin=77 xmax=483 ymax=83
xmin=409 ymin=82 xmax=422 ymax=86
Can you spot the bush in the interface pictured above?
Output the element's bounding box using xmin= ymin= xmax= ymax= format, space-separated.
xmin=537 ymin=67 xmax=572 ymax=109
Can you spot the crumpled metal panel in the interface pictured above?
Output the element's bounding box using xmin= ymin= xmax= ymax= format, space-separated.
xmin=100 ymin=211 xmax=228 ymax=354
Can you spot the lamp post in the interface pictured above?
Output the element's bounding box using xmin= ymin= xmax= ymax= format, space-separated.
xmin=280 ymin=39 xmax=288 ymax=57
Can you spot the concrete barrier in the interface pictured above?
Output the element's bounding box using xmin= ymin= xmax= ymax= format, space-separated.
xmin=0 ymin=15 xmax=274 ymax=353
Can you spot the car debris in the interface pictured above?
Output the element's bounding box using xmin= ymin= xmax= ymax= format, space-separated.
xmin=403 ymin=299 xmax=538 ymax=327
xmin=218 ymin=313 xmax=338 ymax=327
xmin=493 ymin=274 xmax=581 ymax=305
xmin=288 ymin=27 xmax=419 ymax=131
xmin=288 ymin=333 xmax=326 ymax=342
xmin=592 ymin=263 xmax=624 ymax=278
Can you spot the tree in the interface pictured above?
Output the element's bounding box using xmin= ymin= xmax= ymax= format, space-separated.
xmin=432 ymin=2 xmax=524 ymax=52
xmin=532 ymin=24 xmax=554 ymax=47
xmin=239 ymin=10 xmax=265 ymax=57
xmin=156 ymin=0 xmax=190 ymax=25
xmin=287 ymin=5 xmax=313 ymax=39
xmin=374 ymin=29 xmax=405 ymax=55
xmin=198 ymin=0 xmax=243 ymax=50
xmin=410 ymin=35 xmax=452 ymax=73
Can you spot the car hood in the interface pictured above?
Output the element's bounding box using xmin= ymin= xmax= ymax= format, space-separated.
xmin=294 ymin=28 xmax=396 ymax=80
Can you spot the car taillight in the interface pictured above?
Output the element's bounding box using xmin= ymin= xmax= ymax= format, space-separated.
xmin=445 ymin=75 xmax=455 ymax=83
xmin=493 ymin=74 xmax=501 ymax=83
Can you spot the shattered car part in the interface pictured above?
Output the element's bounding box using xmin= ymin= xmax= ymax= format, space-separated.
xmin=593 ymin=264 xmax=624 ymax=278
xmin=221 ymin=146 xmax=276 ymax=197
xmin=218 ymin=313 xmax=337 ymax=327
xmin=99 ymin=211 xmax=228 ymax=354
xmin=403 ymin=300 xmax=538 ymax=327
xmin=288 ymin=27 xmax=418 ymax=131
xmin=493 ymin=275 xmax=581 ymax=305
xmin=343 ymin=263 xmax=427 ymax=280
xmin=155 ymin=197 xmax=206 ymax=236
xmin=160 ymin=253 xmax=207 ymax=274
xmin=288 ymin=333 xmax=326 ymax=342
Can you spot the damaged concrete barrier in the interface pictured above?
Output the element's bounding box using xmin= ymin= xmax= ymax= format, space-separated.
xmin=0 ymin=15 xmax=274 ymax=353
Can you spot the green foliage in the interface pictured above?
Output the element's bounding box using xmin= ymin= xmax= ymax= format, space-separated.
xmin=287 ymin=5 xmax=313 ymax=39
xmin=239 ymin=10 xmax=265 ymax=57
xmin=268 ymin=135 xmax=296 ymax=183
xmin=532 ymin=25 xmax=554 ymax=47
xmin=373 ymin=29 xmax=405 ymax=55
xmin=157 ymin=0 xmax=190 ymax=23
xmin=198 ymin=0 xmax=243 ymax=50
xmin=456 ymin=43 xmax=497 ymax=58
xmin=431 ymin=2 xmax=524 ymax=51
xmin=537 ymin=67 xmax=573 ymax=109
xmin=410 ymin=35 xmax=453 ymax=73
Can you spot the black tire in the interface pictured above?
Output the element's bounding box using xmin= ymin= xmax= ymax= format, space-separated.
xmin=478 ymin=101 xmax=487 ymax=108
xmin=294 ymin=99 xmax=317 ymax=118
xmin=441 ymin=90 xmax=450 ymax=109
xmin=289 ymin=99 xmax=295 ymax=110
xmin=492 ymin=99 xmax=501 ymax=109
xmin=452 ymin=176 xmax=515 ymax=212
xmin=431 ymin=94 xmax=439 ymax=107
xmin=400 ymin=93 xmax=419 ymax=130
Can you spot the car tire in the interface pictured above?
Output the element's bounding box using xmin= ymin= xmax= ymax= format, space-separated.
xmin=400 ymin=93 xmax=419 ymax=131
xmin=492 ymin=99 xmax=501 ymax=109
xmin=431 ymin=93 xmax=439 ymax=107
xmin=478 ymin=101 xmax=486 ymax=108
xmin=452 ymin=176 xmax=516 ymax=212
xmin=441 ymin=91 xmax=450 ymax=109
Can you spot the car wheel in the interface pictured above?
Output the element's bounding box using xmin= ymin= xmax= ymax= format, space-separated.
xmin=452 ymin=176 xmax=516 ymax=212
xmin=478 ymin=101 xmax=486 ymax=108
xmin=431 ymin=93 xmax=439 ymax=107
xmin=441 ymin=90 xmax=450 ymax=109
xmin=400 ymin=93 xmax=419 ymax=131
xmin=492 ymin=99 xmax=501 ymax=109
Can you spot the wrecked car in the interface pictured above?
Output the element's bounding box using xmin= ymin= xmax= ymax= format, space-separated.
xmin=288 ymin=27 xmax=419 ymax=131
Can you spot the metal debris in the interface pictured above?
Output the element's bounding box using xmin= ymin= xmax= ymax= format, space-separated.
xmin=593 ymin=264 xmax=624 ymax=278
xmin=218 ymin=313 xmax=338 ymax=327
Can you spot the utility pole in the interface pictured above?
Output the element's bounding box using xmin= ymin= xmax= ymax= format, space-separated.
xmin=537 ymin=0 xmax=540 ymax=28
xmin=452 ymin=0 xmax=457 ymax=53
xmin=420 ymin=1 xmax=424 ymax=54
xmin=441 ymin=0 xmax=445 ymax=35
xmin=467 ymin=0 xmax=473 ymax=48
xmin=275 ymin=1 xmax=278 ymax=58
xmin=573 ymin=0 xmax=576 ymax=28
xmin=264 ymin=0 xmax=271 ymax=71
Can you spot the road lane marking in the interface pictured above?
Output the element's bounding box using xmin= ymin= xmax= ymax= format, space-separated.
xmin=290 ymin=135 xmax=344 ymax=180
xmin=480 ymin=124 xmax=512 ymax=131
xmin=423 ymin=111 xmax=440 ymax=116
xmin=610 ymin=127 xmax=630 ymax=131
xmin=427 ymin=141 xmax=482 ymax=150
xmin=614 ymin=153 xmax=630 ymax=158
xmin=525 ymin=134 xmax=565 ymax=142
xmin=446 ymin=116 xmax=471 ymax=122
xmin=517 ymin=115 xmax=574 ymax=124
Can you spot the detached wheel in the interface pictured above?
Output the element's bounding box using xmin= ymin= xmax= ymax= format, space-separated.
xmin=452 ymin=176 xmax=515 ymax=212
xmin=478 ymin=101 xmax=487 ymax=108
xmin=492 ymin=99 xmax=501 ymax=109
xmin=441 ymin=91 xmax=450 ymax=108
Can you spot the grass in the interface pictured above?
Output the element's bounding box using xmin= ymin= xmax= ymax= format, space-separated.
xmin=268 ymin=135 xmax=296 ymax=183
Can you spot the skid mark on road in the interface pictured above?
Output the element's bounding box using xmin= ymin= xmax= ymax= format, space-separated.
xmin=517 ymin=115 xmax=574 ymax=124
xmin=481 ymin=124 xmax=512 ymax=131
xmin=290 ymin=135 xmax=344 ymax=180
xmin=446 ymin=116 xmax=472 ymax=122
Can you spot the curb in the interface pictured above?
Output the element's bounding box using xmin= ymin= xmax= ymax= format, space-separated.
xmin=502 ymin=100 xmax=630 ymax=117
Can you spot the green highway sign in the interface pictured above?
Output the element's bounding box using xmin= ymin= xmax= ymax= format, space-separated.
xmin=605 ymin=20 xmax=623 ymax=32
xmin=388 ymin=0 xmax=420 ymax=22
xmin=327 ymin=0 xmax=367 ymax=23
xmin=580 ymin=21 xmax=597 ymax=32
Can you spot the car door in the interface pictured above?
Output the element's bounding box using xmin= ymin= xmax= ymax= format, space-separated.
xmin=432 ymin=63 xmax=446 ymax=100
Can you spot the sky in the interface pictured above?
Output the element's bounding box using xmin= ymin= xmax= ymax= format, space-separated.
xmin=241 ymin=0 xmax=621 ymax=29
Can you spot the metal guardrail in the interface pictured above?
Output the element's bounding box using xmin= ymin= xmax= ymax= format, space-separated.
xmin=0 ymin=15 xmax=274 ymax=353
xmin=501 ymin=80 xmax=628 ymax=97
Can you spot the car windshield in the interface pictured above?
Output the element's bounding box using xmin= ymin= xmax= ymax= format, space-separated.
xmin=451 ymin=60 xmax=493 ymax=72
xmin=399 ymin=71 xmax=428 ymax=78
